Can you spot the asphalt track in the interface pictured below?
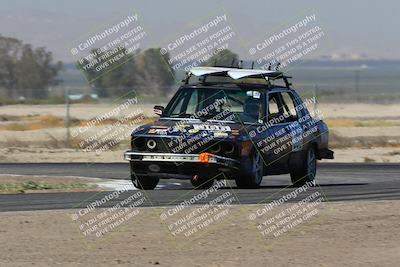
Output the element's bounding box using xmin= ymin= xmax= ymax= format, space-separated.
xmin=0 ymin=163 xmax=399 ymax=212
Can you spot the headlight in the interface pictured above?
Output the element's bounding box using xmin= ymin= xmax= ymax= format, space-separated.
xmin=146 ymin=139 xmax=157 ymax=150
xmin=224 ymin=143 xmax=235 ymax=154
xmin=209 ymin=143 xmax=221 ymax=154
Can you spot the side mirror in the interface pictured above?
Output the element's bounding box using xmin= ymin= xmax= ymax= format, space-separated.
xmin=153 ymin=105 xmax=164 ymax=116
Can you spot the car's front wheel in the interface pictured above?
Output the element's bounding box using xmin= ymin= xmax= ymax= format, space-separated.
xmin=132 ymin=175 xmax=159 ymax=190
xmin=290 ymin=146 xmax=317 ymax=187
xmin=235 ymin=152 xmax=264 ymax=188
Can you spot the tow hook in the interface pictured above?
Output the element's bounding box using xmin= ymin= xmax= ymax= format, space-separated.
xmin=191 ymin=174 xmax=200 ymax=183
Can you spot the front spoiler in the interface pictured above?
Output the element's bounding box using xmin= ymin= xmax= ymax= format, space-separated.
xmin=124 ymin=151 xmax=239 ymax=169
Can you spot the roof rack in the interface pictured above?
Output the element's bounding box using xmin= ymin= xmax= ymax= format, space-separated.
xmin=183 ymin=67 xmax=292 ymax=88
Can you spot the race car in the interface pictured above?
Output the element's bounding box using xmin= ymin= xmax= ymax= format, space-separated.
xmin=124 ymin=66 xmax=334 ymax=190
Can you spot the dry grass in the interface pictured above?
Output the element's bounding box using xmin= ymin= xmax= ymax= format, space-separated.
xmin=0 ymin=115 xmax=65 ymax=131
xmin=363 ymin=157 xmax=376 ymax=163
xmin=0 ymin=175 xmax=98 ymax=194
xmin=326 ymin=118 xmax=400 ymax=128
xmin=0 ymin=115 xmax=156 ymax=131
xmin=385 ymin=150 xmax=400 ymax=156
xmin=328 ymin=131 xmax=400 ymax=149
xmin=0 ymin=180 xmax=96 ymax=194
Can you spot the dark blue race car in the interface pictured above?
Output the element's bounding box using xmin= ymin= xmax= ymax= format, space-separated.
xmin=124 ymin=67 xmax=334 ymax=189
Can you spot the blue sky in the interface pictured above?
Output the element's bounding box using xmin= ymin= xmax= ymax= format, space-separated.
xmin=1 ymin=0 xmax=398 ymax=61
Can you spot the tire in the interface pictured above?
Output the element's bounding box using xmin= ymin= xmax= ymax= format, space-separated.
xmin=235 ymin=152 xmax=264 ymax=188
xmin=190 ymin=175 xmax=215 ymax=189
xmin=290 ymin=146 xmax=317 ymax=187
xmin=132 ymin=175 xmax=159 ymax=190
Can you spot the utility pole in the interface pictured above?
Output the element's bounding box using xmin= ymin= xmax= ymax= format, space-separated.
xmin=313 ymin=84 xmax=319 ymax=114
xmin=355 ymin=69 xmax=360 ymax=101
xmin=65 ymin=87 xmax=70 ymax=145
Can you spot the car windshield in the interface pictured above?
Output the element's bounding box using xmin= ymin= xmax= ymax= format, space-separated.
xmin=163 ymin=88 xmax=265 ymax=124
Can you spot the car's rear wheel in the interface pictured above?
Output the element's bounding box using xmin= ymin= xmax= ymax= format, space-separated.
xmin=290 ymin=146 xmax=317 ymax=187
xmin=235 ymin=152 xmax=264 ymax=188
xmin=132 ymin=175 xmax=159 ymax=190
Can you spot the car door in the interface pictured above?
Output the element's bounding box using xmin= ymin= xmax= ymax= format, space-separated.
xmin=279 ymin=90 xmax=304 ymax=155
xmin=255 ymin=91 xmax=286 ymax=174
xmin=261 ymin=90 xmax=305 ymax=173
xmin=289 ymin=90 xmax=318 ymax=151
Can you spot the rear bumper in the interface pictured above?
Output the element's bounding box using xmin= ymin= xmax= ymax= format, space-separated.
xmin=124 ymin=151 xmax=239 ymax=179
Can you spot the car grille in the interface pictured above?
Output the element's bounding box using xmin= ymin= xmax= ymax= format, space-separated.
xmin=132 ymin=137 xmax=239 ymax=159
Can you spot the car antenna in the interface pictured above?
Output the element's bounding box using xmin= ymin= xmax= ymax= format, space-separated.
xmin=251 ymin=61 xmax=254 ymax=69
xmin=275 ymin=62 xmax=281 ymax=70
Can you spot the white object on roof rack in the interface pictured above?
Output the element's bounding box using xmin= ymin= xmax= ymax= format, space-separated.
xmin=189 ymin=67 xmax=231 ymax=77
xmin=227 ymin=68 xmax=280 ymax=80
xmin=189 ymin=67 xmax=281 ymax=80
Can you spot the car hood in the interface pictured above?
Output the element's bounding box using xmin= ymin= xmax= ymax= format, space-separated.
xmin=132 ymin=118 xmax=244 ymax=140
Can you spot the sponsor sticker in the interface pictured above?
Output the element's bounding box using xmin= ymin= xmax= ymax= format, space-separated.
xmin=193 ymin=124 xmax=231 ymax=132
xmin=213 ymin=131 xmax=229 ymax=138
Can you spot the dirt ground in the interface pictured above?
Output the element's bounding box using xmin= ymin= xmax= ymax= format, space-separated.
xmin=0 ymin=200 xmax=399 ymax=266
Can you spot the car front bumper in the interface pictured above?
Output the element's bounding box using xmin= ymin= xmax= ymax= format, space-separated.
xmin=124 ymin=151 xmax=239 ymax=179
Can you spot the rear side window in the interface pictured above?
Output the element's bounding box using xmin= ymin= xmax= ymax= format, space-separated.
xmin=267 ymin=91 xmax=298 ymax=123
xmin=267 ymin=92 xmax=280 ymax=120
xmin=280 ymin=91 xmax=298 ymax=121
